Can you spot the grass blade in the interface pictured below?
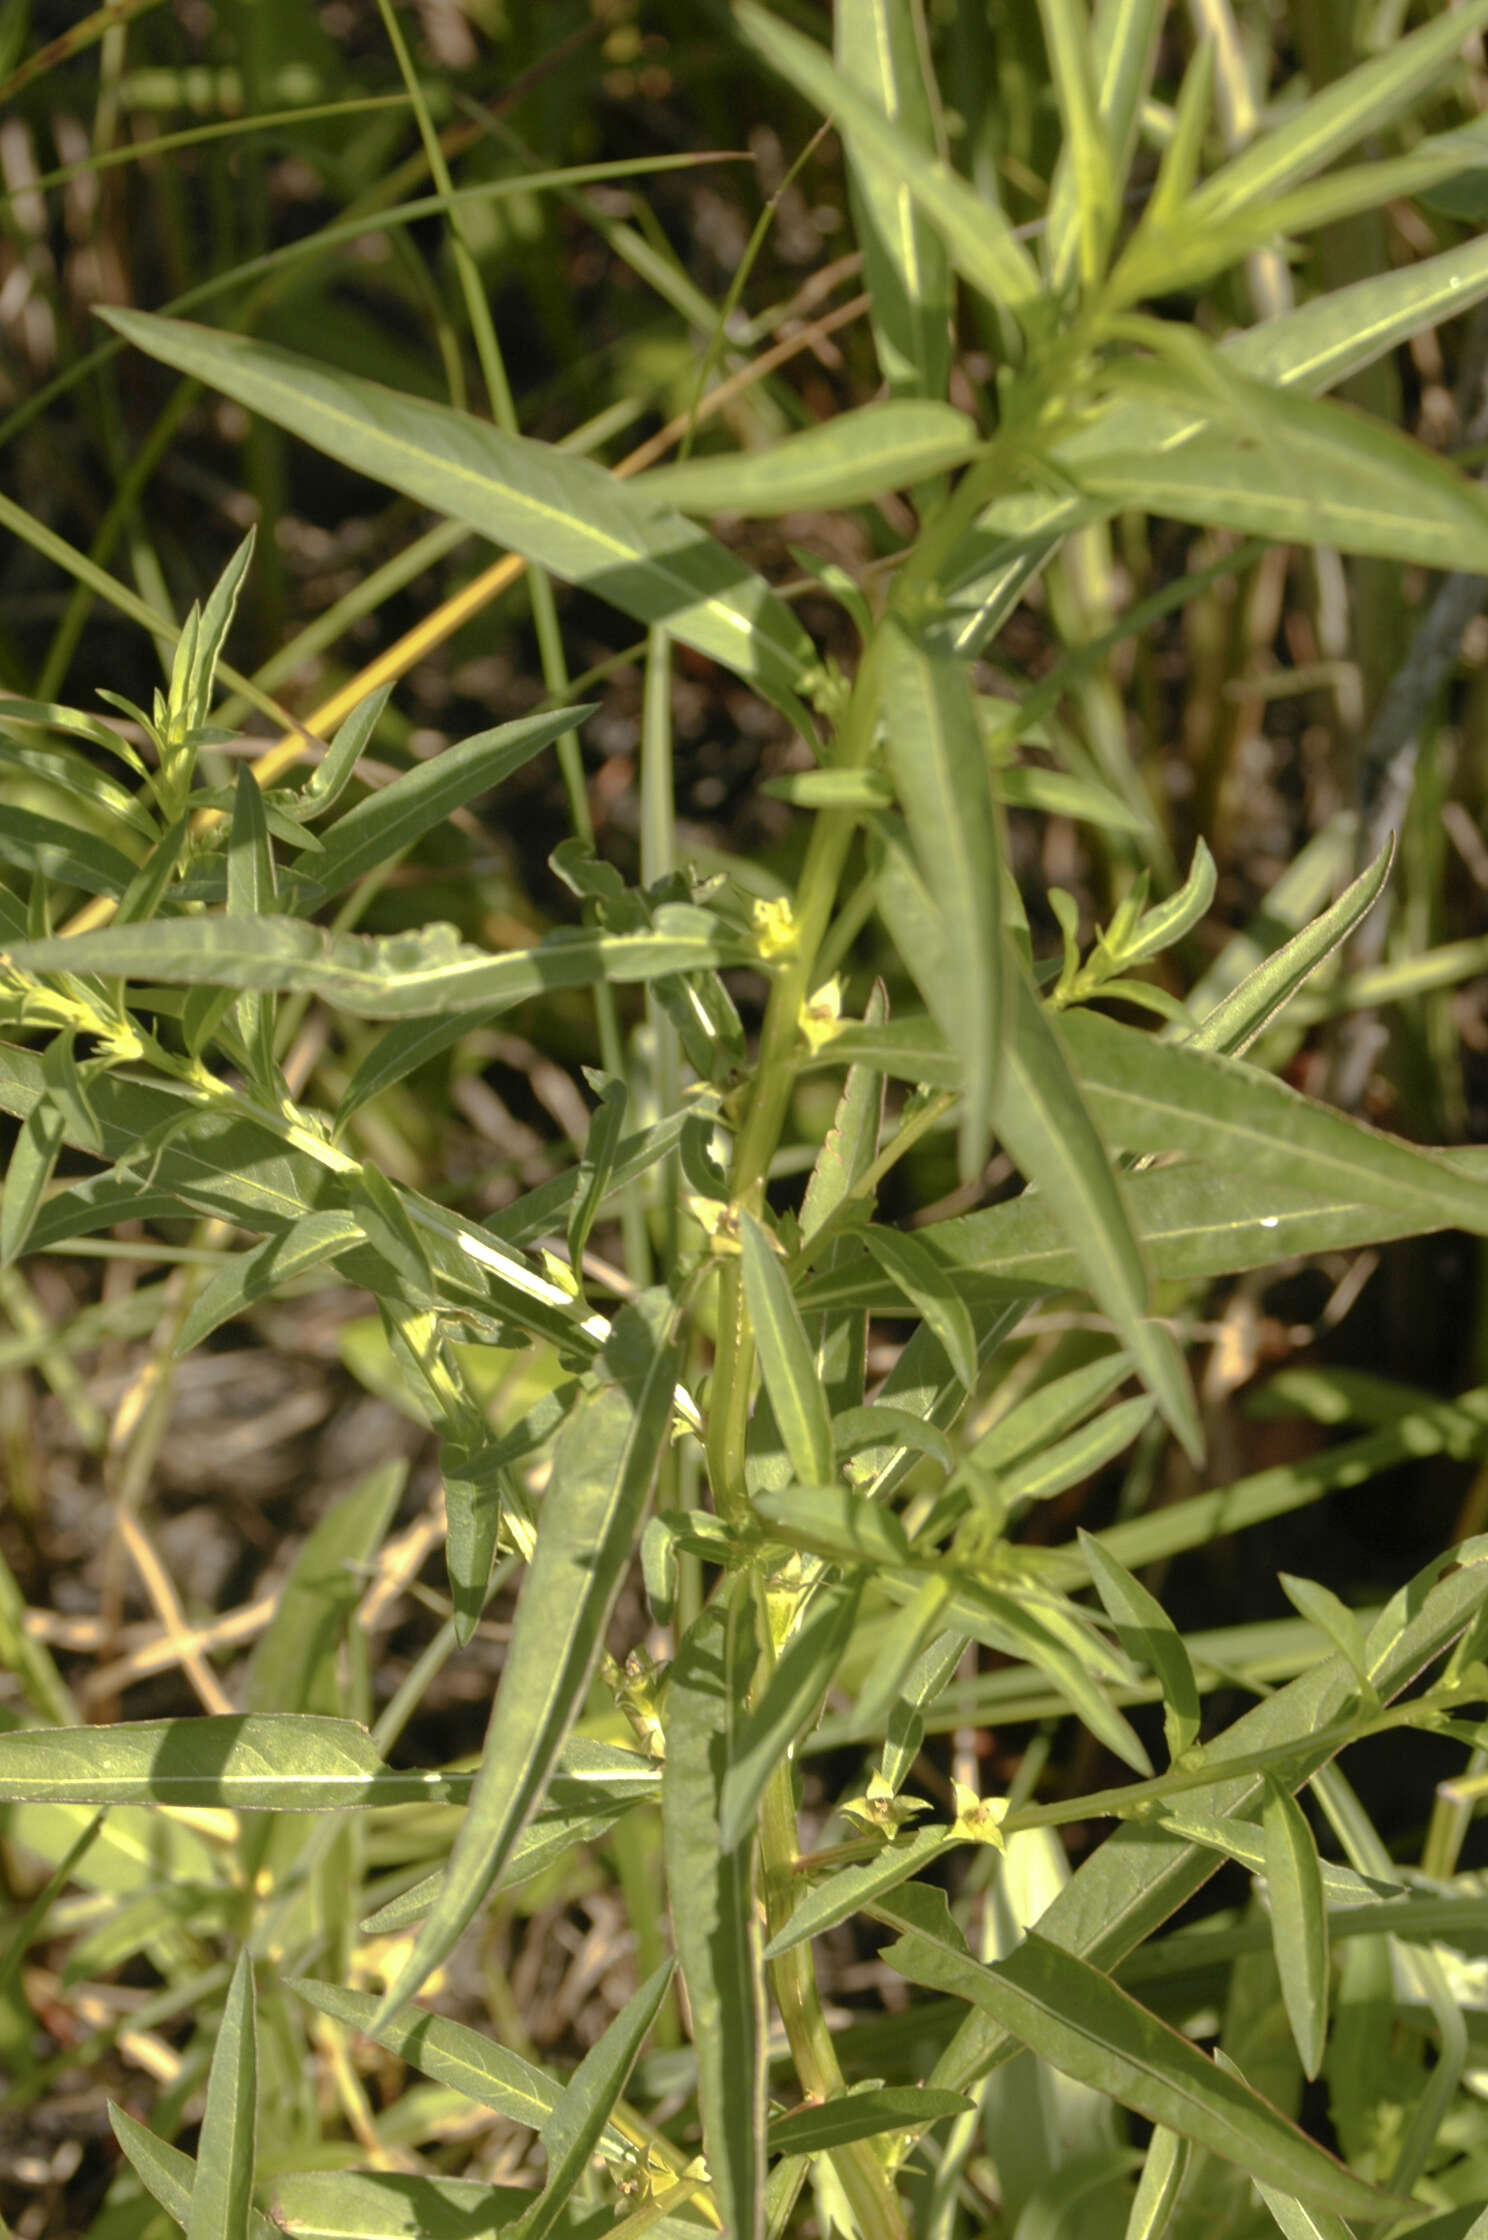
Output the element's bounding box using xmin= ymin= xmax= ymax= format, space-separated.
xmin=373 ymin=1293 xmax=680 ymax=2022
xmin=101 ymin=310 xmax=815 ymax=716
xmin=188 ymin=1948 xmax=257 ymax=2240
xmin=740 ymin=1212 xmax=835 ymax=1488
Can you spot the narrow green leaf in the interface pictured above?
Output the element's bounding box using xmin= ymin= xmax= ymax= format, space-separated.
xmin=636 ymin=401 xmax=978 ymax=515
xmin=861 ymin=1225 xmax=977 ymax=1390
xmin=187 ymin=529 xmax=255 ymax=731
xmin=0 ymin=907 xmax=754 ymax=1019
xmin=438 ymin=1439 xmax=509 ymax=1647
xmin=567 ymin=1075 xmax=628 ymax=1273
xmin=358 ymin=1740 xmax=660 ymax=1931
xmin=0 ymin=726 xmax=157 ymax=843
xmin=1278 ymin=1575 xmax=1372 ymax=1691
xmin=1061 ymin=1007 xmax=1488 ymax=1240
xmin=374 ymin=1294 xmax=680 ymax=2022
xmin=1263 ymin=1778 xmax=1331 ymax=2082
xmin=740 ymin=1212 xmax=835 ymax=1488
xmin=995 ymin=1394 xmax=1154 ymax=1509
xmin=245 ymin=1461 xmax=405 ymax=1717
xmin=926 ymin=1558 xmax=1488 ymax=2102
xmin=294 ymin=686 xmax=392 ymax=821
xmin=286 ymin=1978 xmax=596 ymax=2148
xmin=348 ymin=1166 xmax=436 ymax=1302
xmin=1249 ymin=2175 xmax=1353 ymax=2240
xmin=0 ymin=806 xmax=139 ymax=897
xmin=102 ymin=311 xmax=815 ymax=715
xmin=171 ymin=1212 xmax=365 ymax=1357
xmin=108 ymin=2109 xmax=278 ymax=2240
xmin=752 ymin=1483 xmax=910 ymax=1569
xmin=834 ymin=0 xmax=952 ymax=398
xmin=946 ymin=1575 xmax=1153 ymax=1774
xmin=767 ymin=2085 xmax=972 ymax=2157
xmin=886 ymin=1927 xmax=1391 ymax=2219
xmin=663 ymin=1602 xmax=766 ymax=2240
xmin=1071 ymin=375 xmax=1488 ymax=574
xmin=1186 ymin=841 xmax=1393 ymax=1058
xmin=737 ymin=0 xmax=1041 ymax=320
xmin=852 ymin=1575 xmax=954 ymax=1738
xmin=1 ymin=1091 xmax=65 ymax=1267
xmin=1190 ymin=0 xmax=1488 ymax=229
xmin=882 ymin=1629 xmax=966 ymax=1795
xmin=995 ymin=968 xmax=1201 ymax=1459
xmin=762 ymin=1824 xmax=959 ymax=1963
xmin=227 ymin=762 xmax=277 ymax=1088
xmin=335 ymin=1012 xmax=491 ymax=1129
xmin=515 ymin=1961 xmax=672 ymax=2240
xmin=288 ymin=708 xmax=592 ymax=902
xmin=0 ymin=1714 xmax=469 ymax=1811
xmin=1038 ymin=0 xmax=1118 ymax=292
xmin=968 ymin=1354 xmax=1133 ymax=1473
xmin=831 ymin=1404 xmax=953 ymax=1471
xmin=1078 ymin=1530 xmax=1201 ymax=1763
xmin=720 ymin=1584 xmax=863 ymax=1850
xmin=880 ymin=616 xmax=1005 ymax=1180
xmin=1123 ymin=2124 xmax=1189 ymax=2240
xmin=268 ymin=2171 xmax=528 ymax=2240
xmin=188 ymin=1948 xmax=257 ymax=2240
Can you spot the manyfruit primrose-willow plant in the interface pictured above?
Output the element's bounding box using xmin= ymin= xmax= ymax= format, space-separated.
xmin=8 ymin=3 xmax=1488 ymax=2237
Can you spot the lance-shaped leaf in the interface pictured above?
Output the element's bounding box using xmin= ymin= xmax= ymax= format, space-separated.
xmin=0 ymin=1715 xmax=470 ymax=1812
xmin=1185 ymin=839 xmax=1393 ymax=1058
xmin=245 ymin=1462 xmax=405 ymax=1718
xmin=108 ymin=2110 xmax=279 ymax=2240
xmin=763 ymin=1824 xmax=961 ymax=1962
xmin=287 ymin=707 xmax=591 ymax=903
xmin=287 ymin=1976 xmax=627 ymax=2158
xmin=1123 ymin=2124 xmax=1189 ymax=2240
xmin=1079 ymin=1531 xmax=1201 ymax=1763
xmin=636 ymin=401 xmax=977 ymax=516
xmin=514 ymin=1961 xmax=672 ymax=2240
xmin=740 ymin=1212 xmax=834 ymax=1489
xmin=1 ymin=1088 xmax=65 ymax=1267
xmin=995 ymin=968 xmax=1201 ymax=1459
xmin=373 ymin=1293 xmax=680 ymax=2023
xmin=0 ymin=807 xmax=139 ymax=897
xmin=568 ymin=1075 xmax=628 ymax=1274
xmin=663 ymin=1603 xmax=766 ymax=2240
xmin=171 ymin=1211 xmax=365 ymax=1357
xmin=768 ymin=2086 xmax=973 ymax=2157
xmin=880 ymin=616 xmax=1005 ymax=1181
xmin=189 ymin=1948 xmax=257 ymax=2240
xmin=0 ymin=908 xmax=754 ymax=1020
xmin=1262 ymin=1778 xmax=1330 ymax=2082
xmin=883 ymin=1925 xmax=1391 ymax=2219
xmin=1189 ymin=0 xmax=1488 ymax=230
xmin=101 ymin=311 xmax=814 ymax=716
xmin=227 ymin=763 xmax=277 ymax=1089
xmin=925 ymin=1555 xmax=1488 ymax=2100
xmin=861 ymin=1226 xmax=977 ymax=1390
xmin=720 ymin=1583 xmax=863 ymax=1849
xmin=834 ymin=0 xmax=952 ymax=399
xmin=738 ymin=0 xmax=1040 ymax=320
xmin=269 ymin=2171 xmax=530 ymax=2239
